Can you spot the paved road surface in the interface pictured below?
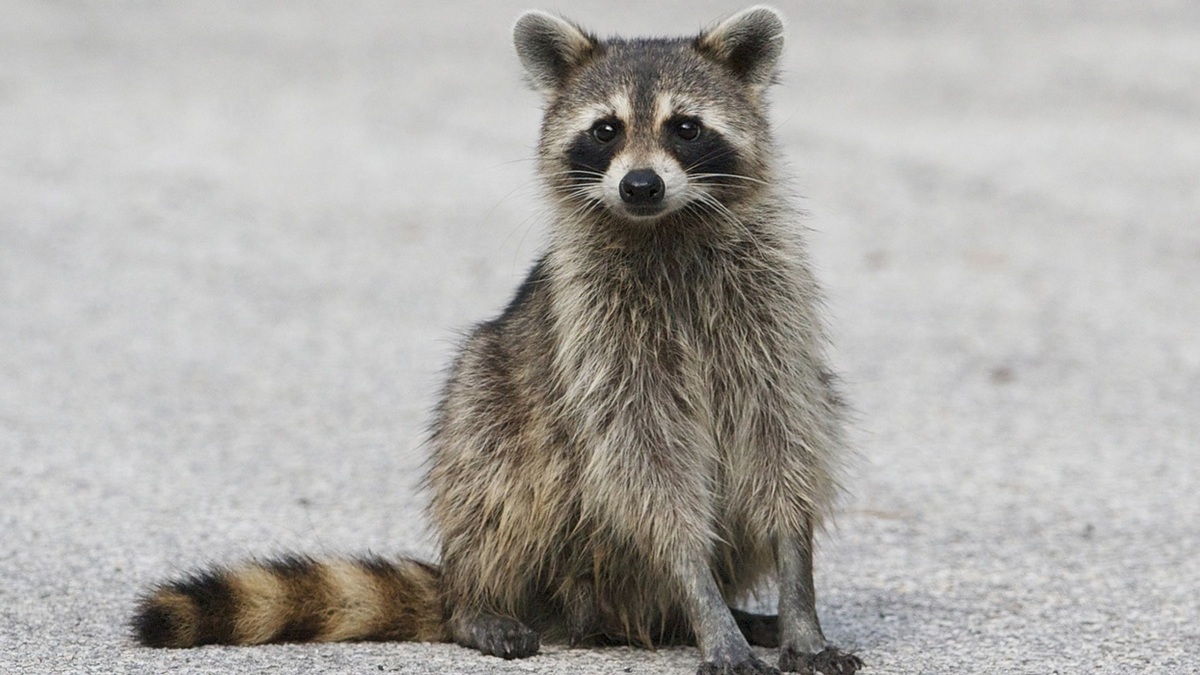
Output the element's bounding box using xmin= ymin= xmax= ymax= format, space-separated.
xmin=2 ymin=2 xmax=1197 ymax=673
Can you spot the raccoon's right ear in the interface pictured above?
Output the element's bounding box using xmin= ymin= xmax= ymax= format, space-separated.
xmin=513 ymin=11 xmax=600 ymax=95
xmin=695 ymin=5 xmax=786 ymax=91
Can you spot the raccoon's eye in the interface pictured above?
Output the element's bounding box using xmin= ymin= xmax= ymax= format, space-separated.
xmin=591 ymin=121 xmax=619 ymax=143
xmin=675 ymin=119 xmax=702 ymax=141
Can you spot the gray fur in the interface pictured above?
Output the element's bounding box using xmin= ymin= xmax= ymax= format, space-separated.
xmin=513 ymin=11 xmax=599 ymax=94
xmin=431 ymin=6 xmax=861 ymax=674
xmin=132 ymin=7 xmax=863 ymax=675
xmin=695 ymin=6 xmax=786 ymax=90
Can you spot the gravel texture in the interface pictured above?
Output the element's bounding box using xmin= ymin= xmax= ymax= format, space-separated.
xmin=2 ymin=2 xmax=1197 ymax=673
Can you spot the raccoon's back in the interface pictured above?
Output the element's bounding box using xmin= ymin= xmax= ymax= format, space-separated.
xmin=133 ymin=556 xmax=446 ymax=648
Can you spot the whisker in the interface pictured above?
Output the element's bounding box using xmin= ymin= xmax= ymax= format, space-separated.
xmin=565 ymin=160 xmax=608 ymax=175
xmin=469 ymin=155 xmax=540 ymax=178
xmin=546 ymin=169 xmax=606 ymax=178
xmin=690 ymin=181 xmax=756 ymax=192
xmin=689 ymin=191 xmax=772 ymax=260
xmin=689 ymin=172 xmax=769 ymax=186
xmin=683 ymin=147 xmax=741 ymax=173
xmin=558 ymin=187 xmax=604 ymax=201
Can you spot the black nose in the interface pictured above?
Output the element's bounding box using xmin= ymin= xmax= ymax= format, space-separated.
xmin=619 ymin=169 xmax=665 ymax=205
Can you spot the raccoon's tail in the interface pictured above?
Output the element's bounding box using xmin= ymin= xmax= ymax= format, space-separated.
xmin=132 ymin=555 xmax=448 ymax=648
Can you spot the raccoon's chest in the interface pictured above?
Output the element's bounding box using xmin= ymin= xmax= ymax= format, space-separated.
xmin=549 ymin=242 xmax=809 ymax=425
xmin=693 ymin=276 xmax=801 ymax=425
xmin=572 ymin=264 xmax=796 ymax=398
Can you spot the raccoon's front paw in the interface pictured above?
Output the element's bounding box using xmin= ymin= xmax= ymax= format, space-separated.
xmin=456 ymin=613 xmax=540 ymax=659
xmin=697 ymin=654 xmax=781 ymax=675
xmin=779 ymin=647 xmax=863 ymax=674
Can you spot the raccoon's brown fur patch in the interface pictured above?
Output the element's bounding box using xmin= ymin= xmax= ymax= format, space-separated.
xmin=133 ymin=8 xmax=860 ymax=674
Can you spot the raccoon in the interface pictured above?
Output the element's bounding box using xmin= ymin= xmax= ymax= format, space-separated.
xmin=132 ymin=7 xmax=863 ymax=675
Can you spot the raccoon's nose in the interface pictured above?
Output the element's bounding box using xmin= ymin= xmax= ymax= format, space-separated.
xmin=619 ymin=170 xmax=665 ymax=206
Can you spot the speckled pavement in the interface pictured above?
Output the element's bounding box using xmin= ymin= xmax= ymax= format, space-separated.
xmin=2 ymin=2 xmax=1197 ymax=673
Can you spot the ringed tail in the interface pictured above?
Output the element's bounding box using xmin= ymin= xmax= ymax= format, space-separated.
xmin=132 ymin=555 xmax=447 ymax=648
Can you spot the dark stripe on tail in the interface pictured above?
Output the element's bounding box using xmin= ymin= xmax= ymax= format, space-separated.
xmin=263 ymin=555 xmax=328 ymax=642
xmin=353 ymin=555 xmax=445 ymax=642
xmin=133 ymin=567 xmax=238 ymax=647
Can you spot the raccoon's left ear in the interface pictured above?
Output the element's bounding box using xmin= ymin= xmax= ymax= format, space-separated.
xmin=695 ymin=5 xmax=785 ymax=91
xmin=513 ymin=11 xmax=600 ymax=95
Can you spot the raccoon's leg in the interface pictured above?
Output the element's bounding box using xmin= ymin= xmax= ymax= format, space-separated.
xmin=679 ymin=558 xmax=778 ymax=675
xmin=730 ymin=608 xmax=779 ymax=648
xmin=448 ymin=612 xmax=540 ymax=660
xmin=561 ymin=576 xmax=601 ymax=647
xmin=776 ymin=523 xmax=863 ymax=674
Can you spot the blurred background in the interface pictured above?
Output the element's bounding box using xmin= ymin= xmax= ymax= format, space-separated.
xmin=1 ymin=2 xmax=1196 ymax=673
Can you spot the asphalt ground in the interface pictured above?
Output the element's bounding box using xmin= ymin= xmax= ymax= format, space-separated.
xmin=2 ymin=2 xmax=1197 ymax=673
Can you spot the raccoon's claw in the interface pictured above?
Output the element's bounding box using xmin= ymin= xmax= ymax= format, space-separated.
xmin=456 ymin=614 xmax=540 ymax=659
xmin=697 ymin=655 xmax=781 ymax=675
xmin=779 ymin=647 xmax=863 ymax=674
xmin=482 ymin=620 xmax=539 ymax=659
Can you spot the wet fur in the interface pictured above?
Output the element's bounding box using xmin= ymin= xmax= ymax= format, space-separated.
xmin=133 ymin=7 xmax=861 ymax=674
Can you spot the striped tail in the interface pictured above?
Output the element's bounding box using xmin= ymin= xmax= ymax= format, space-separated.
xmin=133 ymin=555 xmax=448 ymax=648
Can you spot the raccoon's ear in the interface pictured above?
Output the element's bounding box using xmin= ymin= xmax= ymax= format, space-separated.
xmin=513 ymin=11 xmax=600 ymax=95
xmin=694 ymin=5 xmax=785 ymax=90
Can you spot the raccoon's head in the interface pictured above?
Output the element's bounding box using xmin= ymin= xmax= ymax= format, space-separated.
xmin=514 ymin=6 xmax=784 ymax=227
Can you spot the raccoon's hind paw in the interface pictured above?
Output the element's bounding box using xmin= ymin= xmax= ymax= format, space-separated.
xmin=454 ymin=613 xmax=540 ymax=659
xmin=779 ymin=647 xmax=863 ymax=675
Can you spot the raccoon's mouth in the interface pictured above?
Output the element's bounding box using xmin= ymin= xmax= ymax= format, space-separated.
xmin=620 ymin=203 xmax=671 ymax=219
